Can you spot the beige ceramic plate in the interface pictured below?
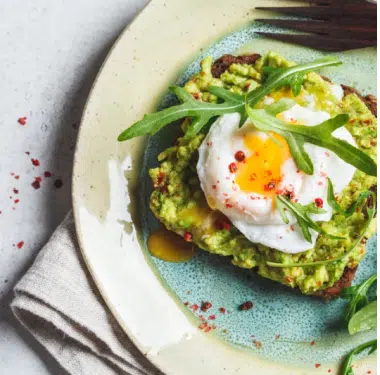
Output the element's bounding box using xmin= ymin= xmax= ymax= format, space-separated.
xmin=72 ymin=0 xmax=376 ymax=374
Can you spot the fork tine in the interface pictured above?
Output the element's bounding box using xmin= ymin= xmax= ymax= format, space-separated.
xmin=255 ymin=6 xmax=377 ymax=20
xmin=255 ymin=19 xmax=377 ymax=40
xmin=256 ymin=32 xmax=377 ymax=52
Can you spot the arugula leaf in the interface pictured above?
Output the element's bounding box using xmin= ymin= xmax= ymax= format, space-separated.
xmin=246 ymin=56 xmax=342 ymax=107
xmin=262 ymin=66 xmax=305 ymax=96
xmin=342 ymin=274 xmax=377 ymax=322
xmin=275 ymin=195 xmax=344 ymax=243
xmin=245 ymin=105 xmax=377 ymax=176
xmin=266 ymin=205 xmax=375 ymax=268
xmin=327 ymin=178 xmax=376 ymax=217
xmin=341 ymin=340 xmax=377 ymax=375
xmin=348 ymin=300 xmax=377 ymax=335
xmin=118 ymin=56 xmax=342 ymax=142
xmin=117 ymin=86 xmax=245 ymax=141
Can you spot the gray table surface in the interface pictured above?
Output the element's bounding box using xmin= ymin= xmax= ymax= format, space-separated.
xmin=0 ymin=1 xmax=148 ymax=373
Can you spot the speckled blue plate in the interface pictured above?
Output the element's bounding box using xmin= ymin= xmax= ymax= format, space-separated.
xmin=140 ymin=19 xmax=377 ymax=369
xmin=73 ymin=1 xmax=377 ymax=374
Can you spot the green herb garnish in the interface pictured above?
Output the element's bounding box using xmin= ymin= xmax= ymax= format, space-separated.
xmin=266 ymin=205 xmax=375 ymax=268
xmin=327 ymin=178 xmax=376 ymax=217
xmin=348 ymin=301 xmax=377 ymax=335
xmin=245 ymin=103 xmax=377 ymax=176
xmin=341 ymin=340 xmax=377 ymax=375
xmin=341 ymin=274 xmax=377 ymax=322
xmin=117 ymin=56 xmax=341 ymax=142
xmin=275 ymin=195 xmax=343 ymax=243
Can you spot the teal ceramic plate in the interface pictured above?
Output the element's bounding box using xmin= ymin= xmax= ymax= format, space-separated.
xmin=73 ymin=1 xmax=377 ymax=374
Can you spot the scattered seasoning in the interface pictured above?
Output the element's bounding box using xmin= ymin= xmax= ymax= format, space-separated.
xmin=18 ymin=117 xmax=27 ymax=125
xmin=184 ymin=301 xmax=189 ymax=306
xmin=184 ymin=232 xmax=192 ymax=242
xmin=328 ymin=370 xmax=331 ymax=373
xmin=201 ymin=301 xmax=212 ymax=312
xmin=290 ymin=225 xmax=295 ymax=231
xmin=204 ymin=326 xmax=212 ymax=333
xmin=44 ymin=171 xmax=52 ymax=178
xmin=264 ymin=181 xmax=276 ymax=191
xmin=54 ymin=179 xmax=63 ymax=189
xmin=207 ymin=141 xmax=213 ymax=146
xmin=14 ymin=199 xmax=19 ymax=204
xmin=253 ymin=340 xmax=262 ymax=349
xmin=199 ymin=322 xmax=208 ymax=330
xmin=190 ymin=304 xmax=199 ymax=312
xmin=25 ymin=151 xmax=30 ymax=155
xmin=31 ymin=158 xmax=40 ymax=166
xmin=285 ymin=276 xmax=293 ymax=283
xmin=363 ymin=119 xmax=371 ymax=124
xmin=275 ymin=334 xmax=281 ymax=340
xmin=317 ymin=181 xmax=323 ymax=186
xmin=31 ymin=178 xmax=41 ymax=189
xmin=229 ymin=162 xmax=238 ymax=173
xmin=296 ymin=169 xmax=300 ymax=173
xmin=324 ymin=151 xmax=330 ymax=157
xmin=219 ymin=307 xmax=226 ymax=314
xmin=311 ymin=341 xmax=315 ymax=346
xmin=239 ymin=301 xmax=253 ymax=311
xmin=367 ymin=371 xmax=372 ymax=374
xmin=225 ymin=203 xmax=233 ymax=208
xmin=192 ymin=93 xmax=200 ymax=100
xmin=208 ymin=314 xmax=216 ymax=320
xmin=315 ymin=364 xmax=321 ymax=369
xmin=17 ymin=241 xmax=24 ymax=249
xmin=199 ymin=315 xmax=205 ymax=321
xmin=13 ymin=188 xmax=19 ymax=194
xmin=314 ymin=198 xmax=324 ymax=208
xmin=222 ymin=329 xmax=228 ymax=333
xmin=212 ymin=185 xmax=216 ymax=190
xmin=234 ymin=150 xmax=245 ymax=162
xmin=15 ymin=175 xmax=20 ymax=180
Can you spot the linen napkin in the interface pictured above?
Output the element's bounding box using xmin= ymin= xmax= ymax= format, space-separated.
xmin=11 ymin=212 xmax=162 ymax=375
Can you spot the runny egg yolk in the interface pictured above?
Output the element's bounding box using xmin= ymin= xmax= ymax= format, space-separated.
xmin=235 ymin=132 xmax=291 ymax=198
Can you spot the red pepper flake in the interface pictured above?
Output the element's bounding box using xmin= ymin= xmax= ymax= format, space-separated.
xmin=31 ymin=158 xmax=40 ymax=166
xmin=201 ymin=301 xmax=212 ymax=312
xmin=14 ymin=199 xmax=19 ymax=204
xmin=208 ymin=314 xmax=216 ymax=320
xmin=275 ymin=334 xmax=280 ymax=340
xmin=207 ymin=141 xmax=213 ymax=146
xmin=328 ymin=370 xmax=331 ymax=373
xmin=244 ymin=82 xmax=251 ymax=90
xmin=199 ymin=322 xmax=208 ymax=330
xmin=17 ymin=241 xmax=24 ymax=249
xmin=10 ymin=172 xmax=15 ymax=176
xmin=225 ymin=203 xmax=233 ymax=208
xmin=363 ymin=119 xmax=371 ymax=124
xmin=192 ymin=93 xmax=200 ymax=100
xmin=15 ymin=175 xmax=20 ymax=180
xmin=314 ymin=198 xmax=323 ymax=208
xmin=25 ymin=151 xmax=30 ymax=155
xmin=367 ymin=371 xmax=372 ymax=374
xmin=324 ymin=151 xmax=330 ymax=157
xmin=190 ymin=304 xmax=199 ymax=312
xmin=35 ymin=176 xmax=42 ymax=182
xmin=234 ymin=151 xmax=245 ymax=162
xmin=320 ymin=171 xmax=327 ymax=177
xmin=315 ymin=364 xmax=321 ymax=369
xmin=13 ymin=188 xmax=19 ymax=194
xmin=255 ymin=151 xmax=259 ymax=156
xmin=44 ymin=171 xmax=52 ymax=178
xmin=253 ymin=340 xmax=262 ymax=349
xmin=204 ymin=326 xmax=212 ymax=333
xmin=199 ymin=315 xmax=205 ymax=321
xmin=349 ymin=119 xmax=356 ymax=124
xmin=184 ymin=232 xmax=192 ymax=242
xmin=212 ymin=185 xmax=216 ymax=190
xmin=219 ymin=307 xmax=226 ymax=314
xmin=239 ymin=301 xmax=253 ymax=311
xmin=296 ymin=169 xmax=300 ymax=173
xmin=290 ymin=225 xmax=295 ymax=231
xmin=184 ymin=301 xmax=189 ymax=306
xmin=317 ymin=181 xmax=323 ymax=186
xmin=31 ymin=178 xmax=41 ymax=189
xmin=229 ymin=162 xmax=238 ymax=173
xmin=311 ymin=340 xmax=316 ymax=346
xmin=264 ymin=181 xmax=276 ymax=191
xmin=285 ymin=276 xmax=293 ymax=283
xmin=18 ymin=117 xmax=27 ymax=125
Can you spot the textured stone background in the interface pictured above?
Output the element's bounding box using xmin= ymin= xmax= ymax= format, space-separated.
xmin=0 ymin=1 xmax=148 ymax=373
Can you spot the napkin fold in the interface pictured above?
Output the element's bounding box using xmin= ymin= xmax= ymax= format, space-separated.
xmin=11 ymin=213 xmax=161 ymax=375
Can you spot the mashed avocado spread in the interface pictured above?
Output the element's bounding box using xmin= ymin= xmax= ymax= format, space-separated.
xmin=149 ymin=52 xmax=377 ymax=295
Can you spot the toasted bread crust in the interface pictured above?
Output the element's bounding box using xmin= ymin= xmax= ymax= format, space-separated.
xmin=211 ymin=53 xmax=261 ymax=78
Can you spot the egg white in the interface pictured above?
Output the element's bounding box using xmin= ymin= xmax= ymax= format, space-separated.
xmin=197 ymin=90 xmax=356 ymax=253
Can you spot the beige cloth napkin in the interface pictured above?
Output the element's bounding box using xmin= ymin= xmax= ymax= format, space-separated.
xmin=11 ymin=213 xmax=162 ymax=375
